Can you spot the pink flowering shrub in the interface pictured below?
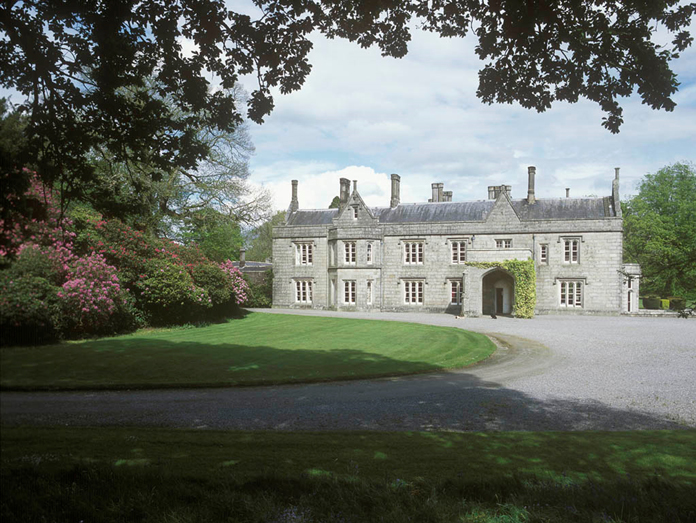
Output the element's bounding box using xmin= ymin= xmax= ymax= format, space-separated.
xmin=219 ymin=260 xmax=250 ymax=305
xmin=1 ymin=171 xmax=257 ymax=342
xmin=56 ymin=253 xmax=132 ymax=336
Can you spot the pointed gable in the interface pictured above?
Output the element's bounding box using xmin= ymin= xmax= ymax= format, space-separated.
xmin=484 ymin=189 xmax=520 ymax=225
xmin=332 ymin=185 xmax=378 ymax=226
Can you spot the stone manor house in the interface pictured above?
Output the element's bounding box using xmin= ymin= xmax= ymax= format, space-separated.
xmin=272 ymin=167 xmax=641 ymax=316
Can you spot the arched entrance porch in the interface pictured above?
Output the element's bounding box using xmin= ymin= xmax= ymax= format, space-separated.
xmin=482 ymin=269 xmax=515 ymax=315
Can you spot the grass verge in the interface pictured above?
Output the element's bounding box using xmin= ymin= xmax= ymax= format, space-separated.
xmin=2 ymin=427 xmax=695 ymax=522
xmin=0 ymin=312 xmax=495 ymax=390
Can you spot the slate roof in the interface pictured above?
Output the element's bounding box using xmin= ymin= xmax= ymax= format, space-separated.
xmin=285 ymin=197 xmax=616 ymax=226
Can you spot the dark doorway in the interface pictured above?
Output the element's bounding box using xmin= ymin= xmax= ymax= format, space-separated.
xmin=482 ymin=269 xmax=515 ymax=315
xmin=496 ymin=288 xmax=504 ymax=314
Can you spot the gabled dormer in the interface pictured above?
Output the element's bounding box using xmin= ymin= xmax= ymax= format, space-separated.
xmin=332 ymin=179 xmax=379 ymax=226
xmin=484 ymin=185 xmax=521 ymax=224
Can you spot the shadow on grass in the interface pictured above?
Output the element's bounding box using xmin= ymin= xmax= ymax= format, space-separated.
xmin=1 ymin=337 xmax=455 ymax=391
xmin=1 ymin=346 xmax=690 ymax=432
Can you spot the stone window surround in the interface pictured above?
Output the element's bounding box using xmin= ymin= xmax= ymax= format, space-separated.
xmin=366 ymin=280 xmax=373 ymax=305
xmin=496 ymin=238 xmax=512 ymax=249
xmin=402 ymin=240 xmax=425 ymax=265
xmin=400 ymin=277 xmax=425 ymax=304
xmin=294 ymin=279 xmax=313 ymax=303
xmin=539 ymin=243 xmax=549 ymax=264
xmin=343 ymin=280 xmax=356 ymax=304
xmin=449 ymin=278 xmax=463 ymax=305
xmin=555 ymin=277 xmax=587 ymax=308
xmin=366 ymin=242 xmax=373 ymax=264
xmin=344 ymin=241 xmax=356 ymax=265
xmin=449 ymin=239 xmax=468 ymax=264
xmin=559 ymin=236 xmax=583 ymax=263
xmin=293 ymin=241 xmax=314 ymax=266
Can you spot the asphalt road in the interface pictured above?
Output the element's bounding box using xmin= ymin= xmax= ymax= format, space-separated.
xmin=2 ymin=310 xmax=695 ymax=431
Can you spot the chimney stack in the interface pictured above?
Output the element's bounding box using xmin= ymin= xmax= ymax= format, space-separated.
xmin=431 ymin=183 xmax=439 ymax=203
xmin=437 ymin=183 xmax=444 ymax=202
xmin=353 ymin=180 xmax=357 ymax=192
xmin=240 ymin=248 xmax=246 ymax=268
xmin=443 ymin=190 xmax=452 ymax=202
xmin=289 ymin=180 xmax=299 ymax=212
xmin=566 ymin=188 xmax=570 ymax=198
xmin=390 ymin=174 xmax=400 ymax=208
xmin=613 ymin=167 xmax=622 ymax=217
xmin=527 ymin=166 xmax=536 ymax=204
xmin=339 ymin=178 xmax=351 ymax=208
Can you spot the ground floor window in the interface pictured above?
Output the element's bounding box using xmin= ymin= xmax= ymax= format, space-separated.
xmin=404 ymin=280 xmax=423 ymax=304
xmin=560 ymin=280 xmax=583 ymax=308
xmin=344 ymin=280 xmax=356 ymax=304
xmin=366 ymin=280 xmax=373 ymax=305
xmin=294 ymin=280 xmax=313 ymax=304
xmin=450 ymin=279 xmax=462 ymax=305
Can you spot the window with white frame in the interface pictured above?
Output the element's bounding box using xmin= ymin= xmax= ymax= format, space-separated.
xmin=294 ymin=280 xmax=313 ymax=303
xmin=496 ymin=239 xmax=512 ymax=249
xmin=366 ymin=280 xmax=373 ymax=305
xmin=539 ymin=244 xmax=548 ymax=264
xmin=404 ymin=280 xmax=424 ymax=304
xmin=295 ymin=243 xmax=313 ymax=265
xmin=560 ymin=280 xmax=583 ymax=308
xmin=403 ymin=241 xmax=424 ymax=265
xmin=451 ymin=241 xmax=467 ymax=264
xmin=563 ymin=238 xmax=580 ymax=263
xmin=344 ymin=242 xmax=356 ymax=265
xmin=366 ymin=242 xmax=373 ymax=264
xmin=450 ymin=279 xmax=462 ymax=305
xmin=344 ymin=280 xmax=356 ymax=304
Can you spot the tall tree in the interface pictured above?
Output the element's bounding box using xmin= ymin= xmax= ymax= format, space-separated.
xmin=245 ymin=211 xmax=287 ymax=262
xmin=84 ymin=84 xmax=271 ymax=236
xmin=1 ymin=0 xmax=694 ymax=211
xmin=329 ymin=196 xmax=341 ymax=209
xmin=623 ymin=162 xmax=696 ymax=301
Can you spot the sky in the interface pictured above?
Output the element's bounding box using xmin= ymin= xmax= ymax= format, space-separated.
xmin=230 ymin=6 xmax=696 ymax=212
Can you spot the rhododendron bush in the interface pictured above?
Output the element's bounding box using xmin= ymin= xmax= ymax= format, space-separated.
xmin=1 ymin=174 xmax=250 ymax=344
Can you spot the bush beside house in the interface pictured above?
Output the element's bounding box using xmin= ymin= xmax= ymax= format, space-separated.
xmin=0 ymin=175 xmax=250 ymax=345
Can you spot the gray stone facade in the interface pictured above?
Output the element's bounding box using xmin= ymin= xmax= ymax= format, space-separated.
xmin=272 ymin=168 xmax=640 ymax=316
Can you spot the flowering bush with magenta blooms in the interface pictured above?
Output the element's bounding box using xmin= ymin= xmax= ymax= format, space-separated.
xmin=1 ymin=172 xmax=256 ymax=342
xmin=219 ymin=260 xmax=250 ymax=305
xmin=56 ymin=252 xmax=131 ymax=336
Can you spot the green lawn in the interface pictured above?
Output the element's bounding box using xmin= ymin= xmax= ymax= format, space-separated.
xmin=2 ymin=427 xmax=695 ymax=522
xmin=0 ymin=312 xmax=495 ymax=390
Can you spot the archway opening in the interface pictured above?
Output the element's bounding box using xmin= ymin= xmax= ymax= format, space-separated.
xmin=482 ymin=269 xmax=515 ymax=316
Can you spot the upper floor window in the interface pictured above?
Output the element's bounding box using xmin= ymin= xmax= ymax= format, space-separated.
xmin=295 ymin=243 xmax=313 ymax=265
xmin=539 ymin=244 xmax=548 ymax=264
xmin=450 ymin=279 xmax=462 ymax=305
xmin=344 ymin=242 xmax=356 ymax=265
xmin=496 ymin=239 xmax=512 ymax=249
xmin=404 ymin=241 xmax=424 ymax=265
xmin=366 ymin=242 xmax=373 ymax=264
xmin=352 ymin=206 xmax=358 ymax=219
xmin=451 ymin=241 xmax=467 ymax=264
xmin=563 ymin=238 xmax=580 ymax=263
xmin=560 ymin=280 xmax=583 ymax=308
xmin=404 ymin=280 xmax=424 ymax=304
xmin=294 ymin=280 xmax=313 ymax=303
xmin=344 ymin=280 xmax=356 ymax=304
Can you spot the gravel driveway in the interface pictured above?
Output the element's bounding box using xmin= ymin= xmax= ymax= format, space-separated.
xmin=2 ymin=310 xmax=695 ymax=431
